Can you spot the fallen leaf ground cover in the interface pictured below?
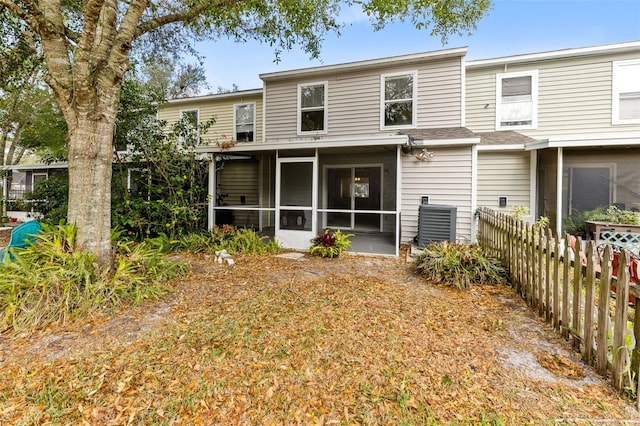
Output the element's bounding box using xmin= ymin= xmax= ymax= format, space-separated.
xmin=0 ymin=249 xmax=638 ymax=425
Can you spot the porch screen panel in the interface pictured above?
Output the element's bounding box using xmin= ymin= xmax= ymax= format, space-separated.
xmin=279 ymin=162 xmax=312 ymax=231
xmin=560 ymin=148 xmax=640 ymax=234
xmin=326 ymin=168 xmax=351 ymax=228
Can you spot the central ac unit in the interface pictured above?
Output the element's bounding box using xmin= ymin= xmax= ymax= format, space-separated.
xmin=417 ymin=204 xmax=457 ymax=247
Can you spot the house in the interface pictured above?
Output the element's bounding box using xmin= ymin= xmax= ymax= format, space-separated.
xmin=466 ymin=41 xmax=640 ymax=233
xmin=158 ymin=40 xmax=640 ymax=255
xmin=0 ymin=163 xmax=67 ymax=221
xmin=159 ymin=47 xmax=482 ymax=255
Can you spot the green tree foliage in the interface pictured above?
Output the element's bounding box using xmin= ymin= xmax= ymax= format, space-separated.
xmin=0 ymin=0 xmax=491 ymax=265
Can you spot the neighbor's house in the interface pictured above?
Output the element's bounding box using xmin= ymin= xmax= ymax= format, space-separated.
xmin=466 ymin=41 xmax=640 ymax=232
xmin=0 ymin=163 xmax=67 ymax=221
xmin=159 ymin=47 xmax=485 ymax=256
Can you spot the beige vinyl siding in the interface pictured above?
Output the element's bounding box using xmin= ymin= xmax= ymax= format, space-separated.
xmin=400 ymin=147 xmax=472 ymax=243
xmin=477 ymin=152 xmax=530 ymax=214
xmin=466 ymin=50 xmax=640 ymax=137
xmin=265 ymin=57 xmax=463 ymax=140
xmin=218 ymin=160 xmax=260 ymax=227
xmin=157 ymin=93 xmax=263 ymax=144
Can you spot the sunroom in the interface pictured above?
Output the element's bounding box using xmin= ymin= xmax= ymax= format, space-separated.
xmin=197 ymin=135 xmax=407 ymax=256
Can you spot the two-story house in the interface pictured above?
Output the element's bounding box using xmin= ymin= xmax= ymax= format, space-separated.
xmin=172 ymin=47 xmax=481 ymax=255
xmin=466 ymin=41 xmax=640 ymax=234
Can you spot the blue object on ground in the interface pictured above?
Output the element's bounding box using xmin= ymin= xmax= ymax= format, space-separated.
xmin=0 ymin=220 xmax=43 ymax=263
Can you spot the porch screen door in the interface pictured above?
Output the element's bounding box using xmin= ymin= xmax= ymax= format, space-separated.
xmin=276 ymin=157 xmax=317 ymax=249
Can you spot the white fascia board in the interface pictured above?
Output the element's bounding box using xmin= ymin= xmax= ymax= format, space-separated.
xmin=411 ymin=138 xmax=480 ymax=147
xmin=525 ymin=135 xmax=640 ymax=151
xmin=0 ymin=163 xmax=68 ymax=171
xmin=165 ymin=89 xmax=263 ymax=105
xmin=260 ymin=47 xmax=468 ymax=81
xmin=467 ymin=41 xmax=640 ymax=69
xmin=196 ymin=134 xmax=409 ymax=153
xmin=477 ymin=144 xmax=526 ymax=151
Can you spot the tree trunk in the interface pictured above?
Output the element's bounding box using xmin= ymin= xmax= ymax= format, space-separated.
xmin=66 ymin=95 xmax=119 ymax=266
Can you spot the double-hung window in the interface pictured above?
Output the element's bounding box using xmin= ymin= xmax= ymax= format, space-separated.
xmin=179 ymin=109 xmax=199 ymax=146
xmin=298 ymin=82 xmax=327 ymax=134
xmin=234 ymin=103 xmax=256 ymax=142
xmin=496 ymin=70 xmax=538 ymax=130
xmin=612 ymin=59 xmax=640 ymax=124
xmin=381 ymin=71 xmax=417 ymax=129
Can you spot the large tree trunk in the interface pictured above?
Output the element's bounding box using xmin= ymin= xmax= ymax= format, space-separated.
xmin=66 ymin=93 xmax=120 ymax=266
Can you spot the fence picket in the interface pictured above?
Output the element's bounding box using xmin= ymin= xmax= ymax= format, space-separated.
xmin=612 ymin=251 xmax=630 ymax=390
xmin=584 ymin=241 xmax=596 ymax=364
xmin=553 ymin=231 xmax=561 ymax=330
xmin=562 ymin=234 xmax=571 ymax=338
xmin=572 ymin=236 xmax=583 ymax=350
xmin=597 ymin=244 xmax=612 ymax=375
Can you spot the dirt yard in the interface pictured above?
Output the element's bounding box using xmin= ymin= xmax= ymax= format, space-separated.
xmin=0 ymin=245 xmax=638 ymax=424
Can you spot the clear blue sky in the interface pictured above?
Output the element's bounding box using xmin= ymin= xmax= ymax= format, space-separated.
xmin=195 ymin=0 xmax=640 ymax=91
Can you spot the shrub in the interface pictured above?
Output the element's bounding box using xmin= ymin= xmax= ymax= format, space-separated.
xmin=0 ymin=223 xmax=186 ymax=333
xmin=413 ymin=241 xmax=507 ymax=290
xmin=309 ymin=229 xmax=353 ymax=258
xmin=172 ymin=225 xmax=281 ymax=255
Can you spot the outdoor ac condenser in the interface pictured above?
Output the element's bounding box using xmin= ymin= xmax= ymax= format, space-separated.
xmin=417 ymin=204 xmax=457 ymax=247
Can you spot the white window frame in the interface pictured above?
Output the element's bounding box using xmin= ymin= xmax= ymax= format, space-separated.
xmin=495 ymin=70 xmax=538 ymax=131
xmin=380 ymin=71 xmax=417 ymax=130
xmin=297 ymin=81 xmax=328 ymax=135
xmin=32 ymin=172 xmax=48 ymax=190
xmin=612 ymin=59 xmax=640 ymax=125
xmin=233 ymin=102 xmax=256 ymax=142
xmin=179 ymin=108 xmax=200 ymax=145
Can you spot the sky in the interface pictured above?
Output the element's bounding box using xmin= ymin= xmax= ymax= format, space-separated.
xmin=195 ymin=0 xmax=640 ymax=92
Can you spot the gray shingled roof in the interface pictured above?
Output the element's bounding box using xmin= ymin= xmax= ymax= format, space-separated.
xmin=400 ymin=128 xmax=539 ymax=146
xmin=475 ymin=131 xmax=538 ymax=145
xmin=399 ymin=127 xmax=477 ymax=141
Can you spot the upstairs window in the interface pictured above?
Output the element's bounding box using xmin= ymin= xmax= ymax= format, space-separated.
xmin=234 ymin=103 xmax=255 ymax=142
xmin=612 ymin=59 xmax=640 ymax=124
xmin=381 ymin=72 xmax=416 ymax=128
xmin=179 ymin=109 xmax=199 ymax=146
xmin=298 ymin=82 xmax=327 ymax=133
xmin=496 ymin=71 xmax=538 ymax=130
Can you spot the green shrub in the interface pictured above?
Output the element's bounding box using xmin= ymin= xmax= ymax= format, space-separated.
xmin=309 ymin=229 xmax=353 ymax=258
xmin=413 ymin=241 xmax=506 ymax=290
xmin=0 ymin=223 xmax=187 ymax=333
xmin=172 ymin=225 xmax=281 ymax=255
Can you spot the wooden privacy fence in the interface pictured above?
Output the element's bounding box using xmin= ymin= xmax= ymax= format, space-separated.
xmin=477 ymin=207 xmax=640 ymax=399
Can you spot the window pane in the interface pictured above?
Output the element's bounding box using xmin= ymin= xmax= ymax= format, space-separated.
xmin=501 ymin=101 xmax=532 ymax=123
xmin=385 ymin=75 xmax=413 ymax=100
xmin=502 ymin=76 xmax=531 ymax=97
xmin=384 ymin=101 xmax=413 ymax=126
xmin=235 ymin=129 xmax=254 ymax=142
xmin=182 ymin=110 xmax=198 ymax=126
xmin=301 ymin=110 xmax=324 ymax=131
xmin=235 ymin=104 xmax=254 ymax=125
xmin=620 ymin=92 xmax=640 ymax=120
xmin=301 ymin=85 xmax=324 ymax=108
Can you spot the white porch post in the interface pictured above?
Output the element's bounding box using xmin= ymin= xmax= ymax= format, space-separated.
xmin=556 ymin=147 xmax=563 ymax=234
xmin=395 ymin=145 xmax=402 ymax=257
xmin=529 ymin=150 xmax=537 ymax=220
xmin=208 ymin=155 xmax=216 ymax=230
xmin=471 ymin=144 xmax=478 ymax=242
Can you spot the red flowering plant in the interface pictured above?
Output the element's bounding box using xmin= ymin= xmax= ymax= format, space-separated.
xmin=309 ymin=229 xmax=353 ymax=258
